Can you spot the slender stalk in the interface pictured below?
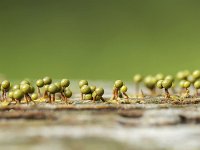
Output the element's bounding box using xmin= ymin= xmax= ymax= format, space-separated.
xmin=44 ymin=91 xmax=48 ymax=98
xmin=123 ymin=92 xmax=129 ymax=99
xmin=48 ymin=94 xmax=51 ymax=103
xmin=185 ymin=88 xmax=190 ymax=97
xmin=60 ymin=92 xmax=65 ymax=101
xmin=164 ymin=88 xmax=170 ymax=99
xmin=52 ymin=94 xmax=55 ymax=102
xmin=100 ymin=96 xmax=105 ymax=102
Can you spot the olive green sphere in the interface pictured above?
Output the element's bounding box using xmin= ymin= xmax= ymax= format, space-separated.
xmin=8 ymin=91 xmax=13 ymax=98
xmin=20 ymin=80 xmax=30 ymax=85
xmin=64 ymin=89 xmax=72 ymax=98
xmin=155 ymin=73 xmax=165 ymax=81
xmin=120 ymin=85 xmax=128 ymax=93
xmin=90 ymin=86 xmax=96 ymax=93
xmin=179 ymin=80 xmax=186 ymax=88
xmin=95 ymin=87 xmax=104 ymax=96
xmin=194 ymin=80 xmax=200 ymax=89
xmin=114 ymin=80 xmax=123 ymax=89
xmin=84 ymin=94 xmax=93 ymax=100
xmin=92 ymin=92 xmax=101 ymax=100
xmin=12 ymin=84 xmax=20 ymax=91
xmin=48 ymin=84 xmax=58 ymax=94
xmin=183 ymin=70 xmax=190 ymax=77
xmin=156 ymin=80 xmax=163 ymax=89
xmin=13 ymin=89 xmax=24 ymax=100
xmin=80 ymin=85 xmax=91 ymax=94
xmin=176 ymin=71 xmax=188 ymax=80
xmin=92 ymin=91 xmax=97 ymax=98
xmin=29 ymin=85 xmax=35 ymax=94
xmin=183 ymin=81 xmax=191 ymax=88
xmin=1 ymin=80 xmax=10 ymax=89
xmin=43 ymin=76 xmax=52 ymax=85
xmin=144 ymin=76 xmax=157 ymax=89
xmin=133 ymin=74 xmax=143 ymax=83
xmin=61 ymin=79 xmax=70 ymax=87
xmin=165 ymin=75 xmax=174 ymax=83
xmin=79 ymin=80 xmax=88 ymax=88
xmin=192 ymin=70 xmax=200 ymax=79
xmin=162 ymin=79 xmax=172 ymax=89
xmin=44 ymin=85 xmax=49 ymax=91
xmin=20 ymin=84 xmax=31 ymax=94
xmin=36 ymin=79 xmax=44 ymax=87
xmin=95 ymin=95 xmax=101 ymax=101
xmin=188 ymin=75 xmax=196 ymax=83
xmin=31 ymin=93 xmax=38 ymax=100
xmin=55 ymin=82 xmax=62 ymax=92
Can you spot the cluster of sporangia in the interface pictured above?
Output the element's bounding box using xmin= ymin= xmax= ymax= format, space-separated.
xmin=1 ymin=77 xmax=72 ymax=104
xmin=1 ymin=70 xmax=200 ymax=104
xmin=133 ymin=70 xmax=200 ymax=99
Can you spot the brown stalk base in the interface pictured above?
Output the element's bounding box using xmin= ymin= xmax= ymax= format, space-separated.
xmin=60 ymin=92 xmax=65 ymax=101
xmin=185 ymin=88 xmax=190 ymax=98
xmin=164 ymin=89 xmax=170 ymax=99
xmin=43 ymin=91 xmax=48 ymax=99
xmin=48 ymin=94 xmax=51 ymax=103
xmin=100 ymin=97 xmax=105 ymax=102
xmin=123 ymin=92 xmax=129 ymax=99
xmin=52 ymin=94 xmax=55 ymax=103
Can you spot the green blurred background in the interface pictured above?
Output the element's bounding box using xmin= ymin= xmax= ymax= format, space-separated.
xmin=0 ymin=0 xmax=200 ymax=80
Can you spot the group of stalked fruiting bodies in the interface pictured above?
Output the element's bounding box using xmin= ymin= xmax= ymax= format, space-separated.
xmin=133 ymin=70 xmax=200 ymax=99
xmin=1 ymin=77 xmax=72 ymax=104
xmin=0 ymin=78 xmax=129 ymax=104
xmin=1 ymin=70 xmax=200 ymax=104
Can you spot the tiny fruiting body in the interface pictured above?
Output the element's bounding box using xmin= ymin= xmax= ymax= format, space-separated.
xmin=20 ymin=80 xmax=30 ymax=85
xmin=31 ymin=93 xmax=38 ymax=100
xmin=43 ymin=85 xmax=49 ymax=98
xmin=36 ymin=79 xmax=44 ymax=96
xmin=81 ymin=85 xmax=91 ymax=94
xmin=183 ymin=80 xmax=191 ymax=97
xmin=79 ymin=80 xmax=89 ymax=100
xmin=13 ymin=89 xmax=24 ymax=103
xmin=94 ymin=87 xmax=105 ymax=101
xmin=192 ymin=70 xmax=200 ymax=80
xmin=156 ymin=80 xmax=163 ymax=89
xmin=43 ymin=76 xmax=52 ymax=85
xmin=194 ymin=80 xmax=200 ymax=96
xmin=20 ymin=84 xmax=33 ymax=104
xmin=162 ymin=79 xmax=172 ymax=98
xmin=114 ymin=80 xmax=123 ymax=89
xmin=133 ymin=74 xmax=143 ymax=95
xmin=79 ymin=80 xmax=88 ymax=88
xmin=112 ymin=80 xmax=129 ymax=100
xmin=84 ymin=94 xmax=93 ymax=100
xmin=120 ymin=85 xmax=129 ymax=99
xmin=61 ymin=79 xmax=70 ymax=88
xmin=144 ymin=76 xmax=157 ymax=95
xmin=48 ymin=84 xmax=58 ymax=103
xmin=1 ymin=80 xmax=10 ymax=100
xmin=90 ymin=86 xmax=96 ymax=93
xmin=155 ymin=73 xmax=165 ymax=81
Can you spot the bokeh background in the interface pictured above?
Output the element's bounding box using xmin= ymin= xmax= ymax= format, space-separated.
xmin=1 ymin=0 xmax=200 ymax=80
